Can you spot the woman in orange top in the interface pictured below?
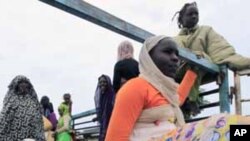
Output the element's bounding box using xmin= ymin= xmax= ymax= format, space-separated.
xmin=105 ymin=36 xmax=197 ymax=141
xmin=105 ymin=36 xmax=250 ymax=141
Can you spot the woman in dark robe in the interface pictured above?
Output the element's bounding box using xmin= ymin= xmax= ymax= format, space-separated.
xmin=0 ymin=75 xmax=45 ymax=141
xmin=94 ymin=74 xmax=115 ymax=141
xmin=41 ymin=95 xmax=57 ymax=131
xmin=113 ymin=40 xmax=139 ymax=93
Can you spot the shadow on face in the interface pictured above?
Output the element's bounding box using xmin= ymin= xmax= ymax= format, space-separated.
xmin=149 ymin=38 xmax=180 ymax=78
xmin=98 ymin=76 xmax=108 ymax=94
xmin=16 ymin=81 xmax=31 ymax=95
xmin=63 ymin=94 xmax=71 ymax=104
xmin=181 ymin=4 xmax=199 ymax=28
xmin=41 ymin=96 xmax=49 ymax=106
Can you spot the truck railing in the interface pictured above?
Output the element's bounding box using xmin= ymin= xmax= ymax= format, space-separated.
xmin=39 ymin=0 xmax=250 ymax=139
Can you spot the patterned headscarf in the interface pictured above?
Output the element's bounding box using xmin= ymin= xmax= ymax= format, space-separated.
xmin=117 ymin=40 xmax=134 ymax=61
xmin=139 ymin=36 xmax=185 ymax=126
xmin=0 ymin=75 xmax=45 ymax=141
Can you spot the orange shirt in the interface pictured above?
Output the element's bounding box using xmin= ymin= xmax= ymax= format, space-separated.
xmin=105 ymin=70 xmax=197 ymax=141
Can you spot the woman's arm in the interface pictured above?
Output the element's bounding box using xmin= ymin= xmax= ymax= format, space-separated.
xmin=113 ymin=62 xmax=122 ymax=93
xmin=177 ymin=69 xmax=197 ymax=105
xmin=105 ymin=79 xmax=145 ymax=141
xmin=56 ymin=115 xmax=71 ymax=133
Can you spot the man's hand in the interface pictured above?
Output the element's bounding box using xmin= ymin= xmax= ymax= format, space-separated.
xmin=69 ymin=100 xmax=73 ymax=105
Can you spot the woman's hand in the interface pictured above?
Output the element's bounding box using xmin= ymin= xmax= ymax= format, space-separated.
xmin=92 ymin=117 xmax=98 ymax=122
xmin=51 ymin=131 xmax=57 ymax=137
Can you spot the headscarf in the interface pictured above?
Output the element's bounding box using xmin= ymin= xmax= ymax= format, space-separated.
xmin=41 ymin=96 xmax=57 ymax=131
xmin=94 ymin=75 xmax=115 ymax=141
xmin=41 ymin=96 xmax=54 ymax=117
xmin=0 ymin=75 xmax=45 ymax=141
xmin=94 ymin=75 xmax=115 ymax=115
xmin=117 ymin=40 xmax=134 ymax=61
xmin=139 ymin=36 xmax=185 ymax=126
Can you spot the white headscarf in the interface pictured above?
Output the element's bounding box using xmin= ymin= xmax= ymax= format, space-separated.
xmin=117 ymin=40 xmax=134 ymax=61
xmin=139 ymin=35 xmax=185 ymax=126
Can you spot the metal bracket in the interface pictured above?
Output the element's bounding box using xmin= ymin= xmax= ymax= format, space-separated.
xmin=229 ymin=86 xmax=236 ymax=104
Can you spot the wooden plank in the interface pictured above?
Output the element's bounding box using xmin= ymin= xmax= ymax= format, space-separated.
xmin=241 ymin=99 xmax=250 ymax=102
xmin=39 ymin=0 xmax=220 ymax=74
xmin=234 ymin=72 xmax=242 ymax=115
xmin=237 ymin=69 xmax=250 ymax=76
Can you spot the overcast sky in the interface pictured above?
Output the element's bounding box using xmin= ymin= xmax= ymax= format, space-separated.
xmin=0 ymin=0 xmax=250 ymax=117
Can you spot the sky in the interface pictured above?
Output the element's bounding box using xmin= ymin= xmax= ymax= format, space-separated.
xmin=0 ymin=0 xmax=250 ymax=117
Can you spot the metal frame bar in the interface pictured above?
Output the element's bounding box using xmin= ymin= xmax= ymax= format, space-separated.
xmin=72 ymin=109 xmax=96 ymax=120
xmin=186 ymin=116 xmax=209 ymax=123
xmin=199 ymin=102 xmax=220 ymax=109
xmin=39 ymin=0 xmax=231 ymax=126
xmin=200 ymin=88 xmax=219 ymax=97
xmin=40 ymin=0 xmax=153 ymax=42
xmin=39 ymin=0 xmax=220 ymax=74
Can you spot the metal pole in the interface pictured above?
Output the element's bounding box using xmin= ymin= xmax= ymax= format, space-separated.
xmin=39 ymin=0 xmax=220 ymax=74
xmin=219 ymin=65 xmax=230 ymax=113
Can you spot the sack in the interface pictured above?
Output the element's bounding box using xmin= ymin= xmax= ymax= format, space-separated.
xmin=129 ymin=121 xmax=176 ymax=141
xmin=45 ymin=131 xmax=55 ymax=141
xmin=43 ymin=116 xmax=53 ymax=131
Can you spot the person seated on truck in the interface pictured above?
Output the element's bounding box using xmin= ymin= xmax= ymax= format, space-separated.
xmin=173 ymin=2 xmax=250 ymax=118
